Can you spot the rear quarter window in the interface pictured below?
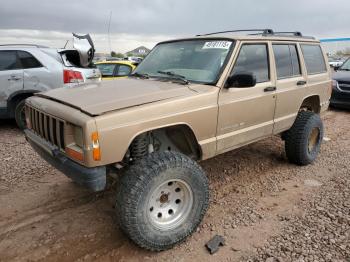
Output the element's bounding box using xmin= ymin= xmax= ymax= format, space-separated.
xmin=301 ymin=44 xmax=327 ymax=75
xmin=17 ymin=51 xmax=43 ymax=69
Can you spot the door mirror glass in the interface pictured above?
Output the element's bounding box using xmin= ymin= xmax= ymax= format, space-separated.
xmin=226 ymin=72 xmax=256 ymax=88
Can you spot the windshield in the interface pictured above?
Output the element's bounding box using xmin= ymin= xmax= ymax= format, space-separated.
xmin=340 ymin=58 xmax=350 ymax=70
xmin=96 ymin=63 xmax=116 ymax=77
xmin=133 ymin=39 xmax=234 ymax=84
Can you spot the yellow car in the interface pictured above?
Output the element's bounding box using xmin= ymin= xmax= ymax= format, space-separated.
xmin=95 ymin=61 xmax=136 ymax=79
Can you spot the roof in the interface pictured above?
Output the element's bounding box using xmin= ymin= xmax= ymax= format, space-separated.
xmin=320 ymin=38 xmax=350 ymax=43
xmin=159 ymin=30 xmax=319 ymax=44
xmin=0 ymin=44 xmax=49 ymax=48
xmin=126 ymin=46 xmax=151 ymax=54
xmin=199 ymin=34 xmax=318 ymax=42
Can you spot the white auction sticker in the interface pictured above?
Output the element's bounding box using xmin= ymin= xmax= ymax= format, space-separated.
xmin=202 ymin=41 xmax=232 ymax=49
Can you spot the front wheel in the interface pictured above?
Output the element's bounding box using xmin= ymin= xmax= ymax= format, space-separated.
xmin=115 ymin=151 xmax=209 ymax=251
xmin=284 ymin=111 xmax=324 ymax=166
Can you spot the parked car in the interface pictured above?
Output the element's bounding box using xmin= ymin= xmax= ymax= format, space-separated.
xmin=0 ymin=34 xmax=101 ymax=128
xmin=328 ymin=57 xmax=344 ymax=68
xmin=24 ymin=29 xmax=331 ymax=251
xmin=126 ymin=56 xmax=143 ymax=64
xmin=95 ymin=61 xmax=136 ymax=79
xmin=331 ymin=58 xmax=350 ymax=109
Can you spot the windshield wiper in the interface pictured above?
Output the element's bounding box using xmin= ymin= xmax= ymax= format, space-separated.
xmin=130 ymin=72 xmax=149 ymax=79
xmin=157 ymin=70 xmax=189 ymax=84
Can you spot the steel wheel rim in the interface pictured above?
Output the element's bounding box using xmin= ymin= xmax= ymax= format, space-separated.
xmin=147 ymin=179 xmax=193 ymax=230
xmin=308 ymin=127 xmax=320 ymax=153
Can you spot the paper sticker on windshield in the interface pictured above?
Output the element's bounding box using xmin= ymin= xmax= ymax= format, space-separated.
xmin=202 ymin=41 xmax=231 ymax=49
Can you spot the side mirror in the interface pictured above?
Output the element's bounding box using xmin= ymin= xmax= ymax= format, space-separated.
xmin=226 ymin=72 xmax=256 ymax=88
xmin=334 ymin=66 xmax=340 ymax=71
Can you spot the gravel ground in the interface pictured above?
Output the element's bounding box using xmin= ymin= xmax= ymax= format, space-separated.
xmin=0 ymin=109 xmax=349 ymax=262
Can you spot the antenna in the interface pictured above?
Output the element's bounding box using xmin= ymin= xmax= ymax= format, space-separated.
xmin=63 ymin=40 xmax=69 ymax=49
xmin=107 ymin=11 xmax=112 ymax=54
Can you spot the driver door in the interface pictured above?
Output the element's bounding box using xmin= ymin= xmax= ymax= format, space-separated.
xmin=216 ymin=42 xmax=276 ymax=154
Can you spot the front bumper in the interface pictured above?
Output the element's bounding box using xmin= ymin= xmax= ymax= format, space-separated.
xmin=330 ymin=89 xmax=350 ymax=109
xmin=24 ymin=129 xmax=106 ymax=192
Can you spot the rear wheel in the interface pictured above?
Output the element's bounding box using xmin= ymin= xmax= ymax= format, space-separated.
xmin=284 ymin=111 xmax=324 ymax=165
xmin=115 ymin=151 xmax=209 ymax=251
xmin=14 ymin=100 xmax=26 ymax=130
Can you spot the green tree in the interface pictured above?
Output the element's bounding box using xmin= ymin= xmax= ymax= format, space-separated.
xmin=111 ymin=51 xmax=124 ymax=58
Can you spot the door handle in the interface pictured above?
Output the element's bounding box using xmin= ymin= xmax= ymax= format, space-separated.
xmin=297 ymin=80 xmax=307 ymax=86
xmin=8 ymin=76 xmax=21 ymax=81
xmin=264 ymin=86 xmax=276 ymax=92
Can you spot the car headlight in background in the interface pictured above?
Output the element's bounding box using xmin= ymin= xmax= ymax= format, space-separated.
xmin=332 ymin=80 xmax=338 ymax=90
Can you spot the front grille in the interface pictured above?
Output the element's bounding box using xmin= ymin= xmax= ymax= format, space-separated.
xmin=338 ymin=81 xmax=350 ymax=92
xmin=27 ymin=106 xmax=65 ymax=151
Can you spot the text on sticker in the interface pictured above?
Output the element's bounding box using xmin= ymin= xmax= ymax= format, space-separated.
xmin=203 ymin=41 xmax=232 ymax=49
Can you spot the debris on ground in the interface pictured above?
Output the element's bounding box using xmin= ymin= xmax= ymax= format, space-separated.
xmin=205 ymin=235 xmax=225 ymax=254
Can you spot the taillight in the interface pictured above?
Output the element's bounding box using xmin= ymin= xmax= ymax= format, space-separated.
xmin=63 ymin=70 xmax=84 ymax=84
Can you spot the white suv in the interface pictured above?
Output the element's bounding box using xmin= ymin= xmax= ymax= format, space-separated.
xmin=0 ymin=34 xmax=101 ymax=128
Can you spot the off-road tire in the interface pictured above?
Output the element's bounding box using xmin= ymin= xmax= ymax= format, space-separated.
xmin=285 ymin=111 xmax=324 ymax=166
xmin=115 ymin=151 xmax=209 ymax=251
xmin=14 ymin=99 xmax=26 ymax=130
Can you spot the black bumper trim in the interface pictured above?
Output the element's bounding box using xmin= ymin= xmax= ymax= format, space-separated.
xmin=330 ymin=99 xmax=350 ymax=109
xmin=0 ymin=107 xmax=10 ymax=119
xmin=25 ymin=129 xmax=106 ymax=192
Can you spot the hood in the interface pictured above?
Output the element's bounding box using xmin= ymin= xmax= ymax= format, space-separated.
xmin=333 ymin=70 xmax=350 ymax=82
xmin=36 ymin=79 xmax=196 ymax=116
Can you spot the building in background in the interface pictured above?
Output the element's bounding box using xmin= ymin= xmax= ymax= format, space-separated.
xmin=125 ymin=46 xmax=151 ymax=57
xmin=321 ymin=38 xmax=350 ymax=56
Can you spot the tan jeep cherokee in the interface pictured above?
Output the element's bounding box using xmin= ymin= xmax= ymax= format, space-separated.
xmin=24 ymin=29 xmax=331 ymax=251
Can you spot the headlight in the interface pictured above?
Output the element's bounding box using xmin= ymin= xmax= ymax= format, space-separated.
xmin=73 ymin=126 xmax=84 ymax=148
xmin=65 ymin=124 xmax=84 ymax=162
xmin=332 ymin=80 xmax=338 ymax=90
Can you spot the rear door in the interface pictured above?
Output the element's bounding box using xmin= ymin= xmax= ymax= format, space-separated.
xmin=271 ymin=43 xmax=307 ymax=134
xmin=0 ymin=50 xmax=24 ymax=109
xmin=17 ymin=50 xmax=55 ymax=92
xmin=216 ymin=42 xmax=277 ymax=153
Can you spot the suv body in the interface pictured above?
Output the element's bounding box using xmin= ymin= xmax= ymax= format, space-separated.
xmin=24 ymin=30 xmax=331 ymax=251
xmin=0 ymin=39 xmax=101 ymax=127
xmin=331 ymin=58 xmax=350 ymax=109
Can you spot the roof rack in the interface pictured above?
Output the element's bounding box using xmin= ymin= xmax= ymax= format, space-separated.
xmin=273 ymin=31 xmax=302 ymax=36
xmin=196 ymin=29 xmax=315 ymax=39
xmin=196 ymin=29 xmax=274 ymax=37
xmin=0 ymin=44 xmax=48 ymax=48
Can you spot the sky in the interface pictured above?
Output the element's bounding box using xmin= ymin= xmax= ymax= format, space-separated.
xmin=0 ymin=0 xmax=349 ymax=53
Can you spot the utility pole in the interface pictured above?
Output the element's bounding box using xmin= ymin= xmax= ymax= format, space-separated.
xmin=107 ymin=10 xmax=112 ymax=54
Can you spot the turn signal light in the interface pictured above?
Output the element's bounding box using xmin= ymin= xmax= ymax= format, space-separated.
xmin=92 ymin=132 xmax=101 ymax=161
xmin=66 ymin=147 xmax=84 ymax=161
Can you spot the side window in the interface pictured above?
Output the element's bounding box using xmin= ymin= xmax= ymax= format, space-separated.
xmin=231 ymin=44 xmax=269 ymax=83
xmin=273 ymin=44 xmax=301 ymax=79
xmin=301 ymin=45 xmax=327 ymax=74
xmin=116 ymin=64 xmax=132 ymax=76
xmin=0 ymin=51 xmax=21 ymax=71
xmin=17 ymin=51 xmax=42 ymax=69
xmin=290 ymin=45 xmax=301 ymax=76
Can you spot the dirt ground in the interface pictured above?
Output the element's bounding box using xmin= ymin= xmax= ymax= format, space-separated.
xmin=0 ymin=109 xmax=349 ymax=262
